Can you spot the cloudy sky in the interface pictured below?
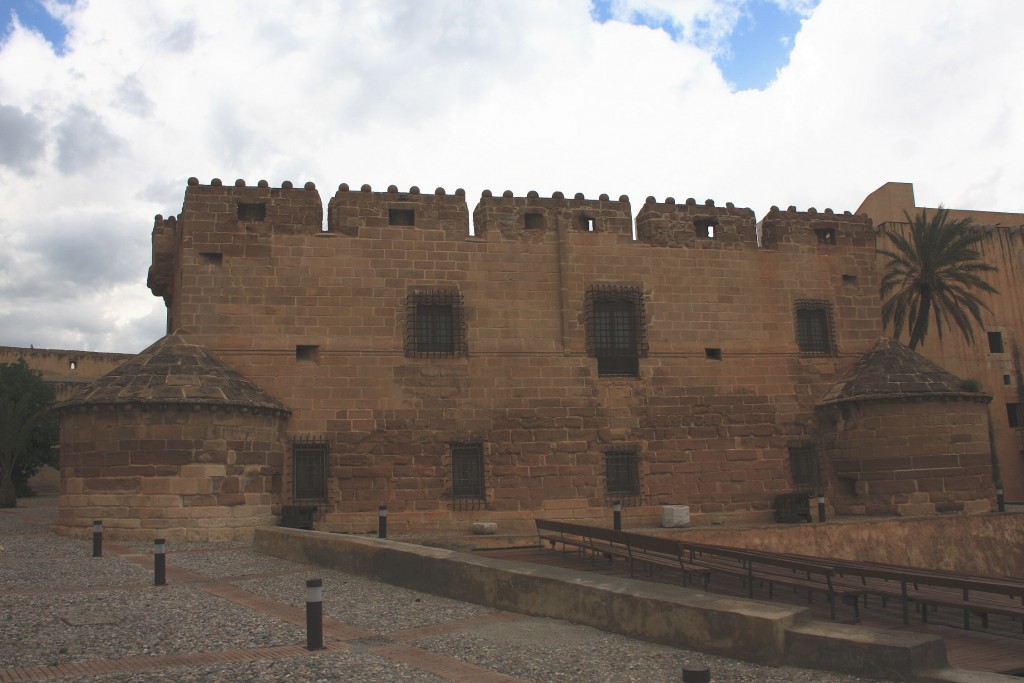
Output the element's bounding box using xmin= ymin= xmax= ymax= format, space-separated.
xmin=1 ymin=0 xmax=1021 ymax=354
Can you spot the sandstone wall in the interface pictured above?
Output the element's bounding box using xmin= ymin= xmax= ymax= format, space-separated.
xmin=147 ymin=180 xmax=888 ymax=532
xmin=57 ymin=406 xmax=286 ymax=541
xmin=818 ymin=399 xmax=995 ymax=516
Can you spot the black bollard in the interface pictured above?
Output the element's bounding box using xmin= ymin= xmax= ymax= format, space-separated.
xmin=817 ymin=495 xmax=827 ymax=523
xmin=306 ymin=578 xmax=324 ymax=650
xmin=996 ymin=488 xmax=1006 ymax=512
xmin=92 ymin=520 xmax=103 ymax=558
xmin=154 ymin=538 xmax=166 ymax=586
xmin=682 ymin=665 xmax=711 ymax=683
xmin=613 ymin=501 xmax=622 ymax=531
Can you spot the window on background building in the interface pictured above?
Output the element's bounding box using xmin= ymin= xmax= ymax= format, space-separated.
xmin=406 ymin=289 xmax=466 ymax=358
xmin=789 ymin=444 xmax=821 ymax=488
xmin=1008 ymin=403 xmax=1022 ymax=429
xmin=794 ymin=299 xmax=835 ymax=355
xmin=292 ymin=437 xmax=329 ymax=504
xmin=604 ymin=448 xmax=641 ymax=505
xmin=586 ymin=285 xmax=647 ymax=377
xmin=451 ymin=443 xmax=485 ymax=511
xmin=988 ymin=331 xmax=1005 ymax=354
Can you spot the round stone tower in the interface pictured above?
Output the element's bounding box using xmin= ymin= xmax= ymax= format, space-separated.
xmin=817 ymin=338 xmax=995 ymax=517
xmin=55 ymin=330 xmax=290 ymax=541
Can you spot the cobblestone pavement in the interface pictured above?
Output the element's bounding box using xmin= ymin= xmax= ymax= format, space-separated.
xmin=1 ymin=497 xmax=894 ymax=682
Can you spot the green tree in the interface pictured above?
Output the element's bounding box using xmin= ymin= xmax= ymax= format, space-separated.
xmin=0 ymin=360 xmax=58 ymax=507
xmin=879 ymin=207 xmax=998 ymax=350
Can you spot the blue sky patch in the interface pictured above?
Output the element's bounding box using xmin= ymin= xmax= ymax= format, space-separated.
xmin=590 ymin=0 xmax=816 ymax=91
xmin=718 ymin=1 xmax=812 ymax=91
xmin=1 ymin=0 xmax=70 ymax=54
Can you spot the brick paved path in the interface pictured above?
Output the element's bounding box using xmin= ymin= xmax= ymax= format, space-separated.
xmin=0 ymin=503 xmax=533 ymax=683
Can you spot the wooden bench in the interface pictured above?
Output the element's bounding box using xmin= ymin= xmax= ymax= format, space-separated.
xmin=535 ymin=520 xmax=860 ymax=620
xmin=831 ymin=559 xmax=1024 ymax=630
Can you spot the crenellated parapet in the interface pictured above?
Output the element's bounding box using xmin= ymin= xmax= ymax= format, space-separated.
xmin=759 ymin=205 xmax=873 ymax=249
xmin=327 ymin=183 xmax=470 ymax=238
xmin=147 ymin=213 xmax=178 ymax=304
xmin=636 ymin=197 xmax=756 ymax=248
xmin=182 ymin=177 xmax=324 ymax=236
xmin=471 ymin=190 xmax=633 ymax=241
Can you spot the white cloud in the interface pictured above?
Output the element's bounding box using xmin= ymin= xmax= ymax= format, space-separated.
xmin=0 ymin=0 xmax=1021 ymax=353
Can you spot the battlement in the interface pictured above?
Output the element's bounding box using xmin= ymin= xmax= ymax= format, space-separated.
xmin=161 ymin=178 xmax=880 ymax=252
xmin=327 ymin=183 xmax=470 ymax=238
xmin=636 ymin=197 xmax=757 ymax=247
xmin=182 ymin=177 xmax=324 ymax=235
xmin=472 ymin=189 xmax=633 ymax=240
xmin=759 ymin=205 xmax=873 ymax=249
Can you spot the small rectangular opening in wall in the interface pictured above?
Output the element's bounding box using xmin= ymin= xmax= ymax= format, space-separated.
xmin=199 ymin=252 xmax=223 ymax=266
xmin=524 ymin=212 xmax=545 ymax=230
xmin=1004 ymin=374 xmax=1012 ymax=386
xmin=694 ymin=218 xmax=716 ymax=238
xmin=841 ymin=274 xmax=857 ymax=284
xmin=814 ymin=228 xmax=837 ymax=245
xmin=69 ymin=360 xmax=77 ymax=370
xmin=988 ymin=331 xmax=1005 ymax=354
xmin=237 ymin=203 xmax=266 ymax=222
xmin=705 ymin=348 xmax=722 ymax=360
xmin=1007 ymin=402 xmax=1021 ymax=429
xmin=389 ymin=208 xmax=415 ymax=226
xmin=295 ymin=345 xmax=320 ymax=363
xmin=579 ymin=215 xmax=596 ymax=232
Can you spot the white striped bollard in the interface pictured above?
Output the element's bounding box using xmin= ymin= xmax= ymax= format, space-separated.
xmin=92 ymin=520 xmax=102 ymax=557
xmin=154 ymin=538 xmax=166 ymax=585
xmin=306 ymin=578 xmax=324 ymax=650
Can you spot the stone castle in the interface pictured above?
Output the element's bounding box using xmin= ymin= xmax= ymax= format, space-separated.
xmin=51 ymin=178 xmax=1024 ymax=540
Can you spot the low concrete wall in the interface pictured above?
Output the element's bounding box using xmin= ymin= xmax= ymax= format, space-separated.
xmin=666 ymin=512 xmax=1024 ymax=578
xmin=254 ymin=527 xmax=975 ymax=680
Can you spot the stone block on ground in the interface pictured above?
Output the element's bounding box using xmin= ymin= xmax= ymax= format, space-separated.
xmin=661 ymin=505 xmax=690 ymax=528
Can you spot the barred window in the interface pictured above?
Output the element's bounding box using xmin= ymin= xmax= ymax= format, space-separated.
xmin=406 ymin=289 xmax=466 ymax=358
xmin=605 ymin=449 xmax=641 ymax=505
xmin=451 ymin=443 xmax=485 ymax=511
xmin=794 ymin=299 xmax=835 ymax=355
xmin=788 ymin=444 xmax=821 ymax=488
xmin=292 ymin=437 xmax=329 ymax=504
xmin=586 ymin=285 xmax=647 ymax=377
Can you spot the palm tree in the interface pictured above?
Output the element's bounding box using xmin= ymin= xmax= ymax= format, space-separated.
xmin=879 ymin=206 xmax=998 ymax=350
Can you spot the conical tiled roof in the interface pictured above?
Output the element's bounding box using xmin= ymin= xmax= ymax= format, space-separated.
xmin=817 ymin=338 xmax=990 ymax=406
xmin=57 ymin=330 xmax=289 ymax=414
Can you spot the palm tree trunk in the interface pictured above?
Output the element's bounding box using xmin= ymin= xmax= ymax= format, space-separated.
xmin=908 ymin=292 xmax=932 ymax=350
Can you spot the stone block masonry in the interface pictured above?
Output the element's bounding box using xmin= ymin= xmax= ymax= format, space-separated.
xmin=53 ymin=176 xmax=999 ymax=539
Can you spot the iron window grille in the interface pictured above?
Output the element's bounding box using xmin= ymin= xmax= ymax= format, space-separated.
xmin=788 ymin=444 xmax=822 ymax=488
xmin=604 ymin=449 xmax=642 ymax=505
xmin=405 ymin=289 xmax=467 ymax=358
xmin=794 ymin=299 xmax=836 ymax=356
xmin=451 ymin=443 xmax=485 ymax=511
xmin=292 ymin=436 xmax=329 ymax=504
xmin=585 ymin=285 xmax=647 ymax=377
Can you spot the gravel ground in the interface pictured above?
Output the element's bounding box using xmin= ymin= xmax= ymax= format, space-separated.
xmin=1 ymin=497 xmax=899 ymax=682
